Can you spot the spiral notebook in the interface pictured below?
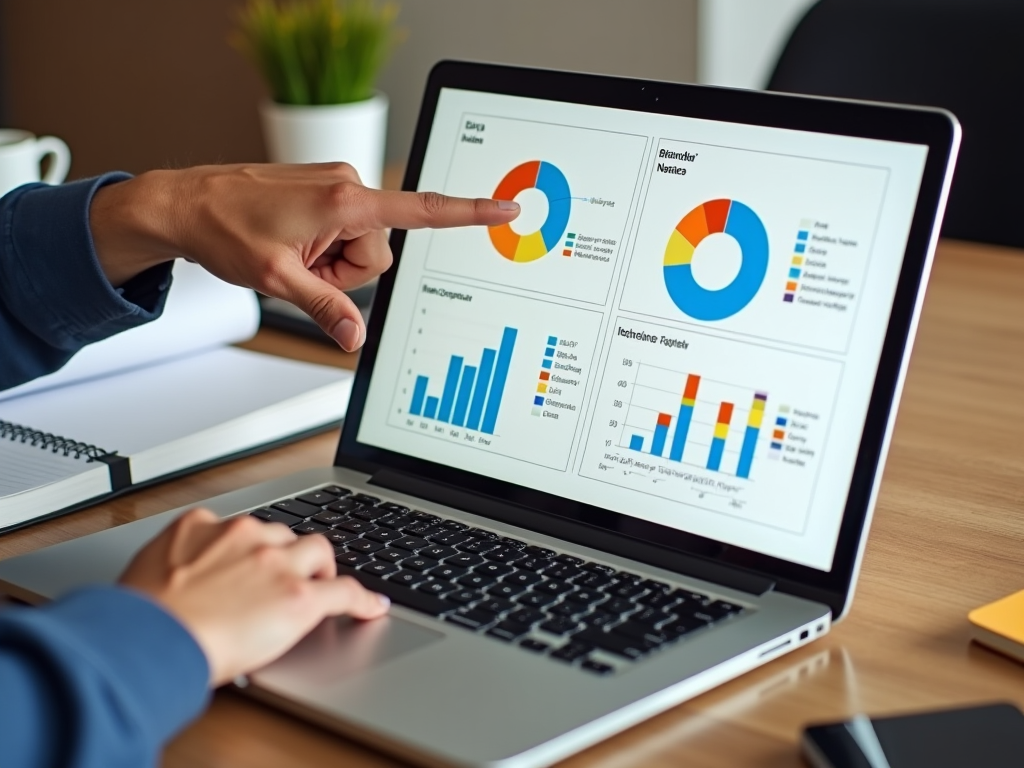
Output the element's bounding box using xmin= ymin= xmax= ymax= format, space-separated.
xmin=0 ymin=262 xmax=353 ymax=533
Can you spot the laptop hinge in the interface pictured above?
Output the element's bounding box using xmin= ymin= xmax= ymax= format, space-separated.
xmin=370 ymin=469 xmax=777 ymax=597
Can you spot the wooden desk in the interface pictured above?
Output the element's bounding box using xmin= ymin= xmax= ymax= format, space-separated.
xmin=3 ymin=239 xmax=1024 ymax=767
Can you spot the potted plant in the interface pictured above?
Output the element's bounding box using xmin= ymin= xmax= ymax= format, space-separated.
xmin=233 ymin=0 xmax=402 ymax=188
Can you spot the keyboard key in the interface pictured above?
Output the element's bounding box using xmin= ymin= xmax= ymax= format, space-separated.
xmin=516 ymin=591 xmax=558 ymax=608
xmin=325 ymin=498 xmax=361 ymax=513
xmin=446 ymin=553 xmax=485 ymax=568
xmin=446 ymin=609 xmax=496 ymax=631
xmin=546 ymin=564 xmax=585 ymax=581
xmin=487 ymin=621 xmax=529 ymax=642
xmin=550 ymin=641 xmax=593 ymax=662
xmin=485 ymin=547 xmax=526 ymax=564
xmin=662 ymin=616 xmax=707 ymax=638
xmin=393 ymin=536 xmax=429 ymax=551
xmin=429 ymin=531 xmax=471 ymax=547
xmin=292 ymin=521 xmax=330 ymax=535
xmin=456 ymin=573 xmax=495 ymax=589
xmin=582 ymin=562 xmax=616 ymax=575
xmin=337 ymin=565 xmax=455 ymax=617
xmin=414 ymin=512 xmax=442 ymax=524
xmin=466 ymin=528 xmax=499 ymax=540
xmin=272 ymin=499 xmax=321 ymax=519
xmin=378 ymin=502 xmax=409 ymax=514
xmin=476 ymin=597 xmax=515 ymax=615
xmin=547 ymin=602 xmax=589 ymax=619
xmin=373 ymin=548 xmax=408 ymax=565
xmin=535 ymin=580 xmax=575 ymax=596
xmin=540 ymin=617 xmax=582 ymax=636
xmin=523 ymin=545 xmax=556 ymax=559
xmin=459 ymin=540 xmax=501 ymax=555
xmin=566 ymin=589 xmax=607 ymax=607
xmin=581 ymin=659 xmax=614 ymax=676
xmin=515 ymin=557 xmax=550 ymax=573
xmin=389 ymin=570 xmax=428 ymax=588
xmin=377 ymin=514 xmax=415 ymax=530
xmin=614 ymin=620 xmax=666 ymax=645
xmin=404 ymin=523 xmax=444 ymax=538
xmin=337 ymin=518 xmax=376 ymax=534
xmin=448 ymin=588 xmax=483 ymax=605
xmin=336 ymin=551 xmax=373 ymax=567
xmin=250 ymin=508 xmax=304 ymax=526
xmin=419 ymin=544 xmax=457 ymax=561
xmin=507 ymin=608 xmax=545 ymax=626
xmin=362 ymin=561 xmax=401 ymax=578
xmin=351 ymin=507 xmax=389 ymax=522
xmin=631 ymin=608 xmax=676 ymax=629
xmin=498 ymin=537 xmax=527 ymax=549
xmin=603 ymin=598 xmax=640 ymax=616
xmin=699 ymin=600 xmax=742 ymax=620
xmin=325 ymin=530 xmax=359 ymax=547
xmin=576 ymin=572 xmax=616 ymax=589
xmin=581 ymin=610 xmax=617 ymax=629
xmin=519 ymin=638 xmax=550 ymax=653
xmin=641 ymin=591 xmax=683 ymax=610
xmin=365 ymin=528 xmax=405 ymax=544
xmin=296 ymin=491 xmax=336 ymax=507
xmin=402 ymin=556 xmax=439 ymax=572
xmin=347 ymin=539 xmax=384 ymax=554
xmin=312 ymin=510 xmax=347 ymax=526
xmin=554 ymin=554 xmax=584 ymax=566
xmin=320 ymin=485 xmax=350 ymax=497
xmin=640 ymin=578 xmax=671 ymax=593
xmin=486 ymin=582 xmax=528 ymax=599
xmin=504 ymin=571 xmax=543 ymax=587
xmin=442 ymin=520 xmax=469 ymax=531
xmin=475 ymin=562 xmax=514 ymax=579
xmin=574 ymin=628 xmax=654 ymax=660
xmin=350 ymin=493 xmax=381 ymax=506
xmin=427 ymin=564 xmax=467 ymax=580
xmin=609 ymin=582 xmax=648 ymax=600
xmin=418 ymin=581 xmax=453 ymax=597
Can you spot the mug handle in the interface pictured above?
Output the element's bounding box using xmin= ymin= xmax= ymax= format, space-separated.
xmin=35 ymin=136 xmax=71 ymax=184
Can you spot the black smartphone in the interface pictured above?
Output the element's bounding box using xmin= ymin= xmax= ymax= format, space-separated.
xmin=802 ymin=703 xmax=1024 ymax=768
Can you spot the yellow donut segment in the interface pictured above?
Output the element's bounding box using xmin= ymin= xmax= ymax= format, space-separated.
xmin=664 ymin=228 xmax=695 ymax=267
xmin=514 ymin=230 xmax=549 ymax=262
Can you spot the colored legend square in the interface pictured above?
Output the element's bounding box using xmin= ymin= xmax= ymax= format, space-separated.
xmin=542 ymin=359 xmax=552 ymax=369
xmin=547 ymin=335 xmax=557 ymax=345
xmin=792 ymin=256 xmax=803 ymax=265
xmin=771 ymin=441 xmax=783 ymax=450
xmin=783 ymin=294 xmax=794 ymax=302
xmin=533 ymin=395 xmax=544 ymax=406
xmin=776 ymin=416 xmax=787 ymax=426
xmin=545 ymin=347 xmax=555 ymax=357
xmin=794 ymin=243 xmax=806 ymax=253
xmin=797 ymin=230 xmax=809 ymax=240
xmin=562 ymin=249 xmax=572 ymax=257
xmin=564 ymin=241 xmax=574 ymax=248
xmin=536 ymin=382 xmax=547 ymax=393
xmin=567 ymin=233 xmax=576 ymax=239
xmin=539 ymin=371 xmax=550 ymax=380
xmin=779 ymin=405 xmax=791 ymax=413
xmin=788 ymin=268 xmax=801 ymax=279
xmin=532 ymin=407 xmax=542 ymax=416
xmin=773 ymin=429 xmax=786 ymax=439
xmin=786 ymin=281 xmax=798 ymax=291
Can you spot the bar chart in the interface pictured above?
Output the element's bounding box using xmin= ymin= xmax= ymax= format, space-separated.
xmin=581 ymin=318 xmax=841 ymax=533
xmin=388 ymin=279 xmax=602 ymax=471
xmin=409 ymin=326 xmax=517 ymax=434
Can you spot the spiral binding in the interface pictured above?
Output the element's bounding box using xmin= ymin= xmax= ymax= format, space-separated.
xmin=0 ymin=419 xmax=110 ymax=460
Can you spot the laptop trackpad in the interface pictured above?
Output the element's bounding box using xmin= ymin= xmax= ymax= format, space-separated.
xmin=256 ymin=615 xmax=444 ymax=685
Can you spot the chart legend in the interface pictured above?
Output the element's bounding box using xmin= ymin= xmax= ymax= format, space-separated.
xmin=784 ymin=222 xmax=814 ymax=303
xmin=533 ymin=336 xmax=558 ymax=416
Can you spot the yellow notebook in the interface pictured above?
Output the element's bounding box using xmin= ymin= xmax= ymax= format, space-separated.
xmin=968 ymin=589 xmax=1024 ymax=663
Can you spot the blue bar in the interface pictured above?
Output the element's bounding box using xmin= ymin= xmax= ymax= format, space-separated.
xmin=736 ymin=425 xmax=759 ymax=479
xmin=651 ymin=423 xmax=669 ymax=457
xmin=410 ymin=375 xmax=428 ymax=416
xmin=482 ymin=327 xmax=518 ymax=434
xmin=668 ymin=404 xmax=695 ymax=462
xmin=545 ymin=347 xmax=555 ymax=357
xmin=437 ymin=355 xmax=463 ymax=423
xmin=629 ymin=435 xmax=644 ymax=451
xmin=794 ymin=243 xmax=806 ymax=253
xmin=542 ymin=359 xmax=552 ymax=370
xmin=452 ymin=366 xmax=477 ymax=427
xmin=797 ymin=230 xmax=809 ymax=240
xmin=424 ymin=396 xmax=439 ymax=420
xmin=707 ymin=437 xmax=726 ymax=471
xmin=466 ymin=348 xmax=496 ymax=431
xmin=547 ymin=335 xmax=558 ymax=345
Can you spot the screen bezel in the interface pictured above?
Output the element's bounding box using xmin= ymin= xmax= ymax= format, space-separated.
xmin=337 ymin=60 xmax=957 ymax=616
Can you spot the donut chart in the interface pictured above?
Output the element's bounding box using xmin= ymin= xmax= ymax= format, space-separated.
xmin=488 ymin=161 xmax=571 ymax=263
xmin=663 ymin=199 xmax=769 ymax=321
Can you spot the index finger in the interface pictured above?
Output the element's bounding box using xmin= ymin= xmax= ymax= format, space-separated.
xmin=361 ymin=189 xmax=520 ymax=231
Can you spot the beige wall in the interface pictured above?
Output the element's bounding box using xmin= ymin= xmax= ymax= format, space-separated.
xmin=1 ymin=1 xmax=697 ymax=178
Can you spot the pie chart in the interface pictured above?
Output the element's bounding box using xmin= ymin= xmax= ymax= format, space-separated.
xmin=663 ymin=198 xmax=769 ymax=321
xmin=488 ymin=161 xmax=571 ymax=263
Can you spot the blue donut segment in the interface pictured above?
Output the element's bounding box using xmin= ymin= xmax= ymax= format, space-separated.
xmin=537 ymin=161 xmax=572 ymax=251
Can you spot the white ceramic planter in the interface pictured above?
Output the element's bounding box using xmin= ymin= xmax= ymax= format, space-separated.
xmin=259 ymin=92 xmax=388 ymax=189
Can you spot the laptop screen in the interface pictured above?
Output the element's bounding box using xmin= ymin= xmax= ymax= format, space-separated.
xmin=356 ymin=87 xmax=929 ymax=572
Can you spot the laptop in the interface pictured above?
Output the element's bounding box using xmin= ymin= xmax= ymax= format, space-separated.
xmin=0 ymin=62 xmax=959 ymax=767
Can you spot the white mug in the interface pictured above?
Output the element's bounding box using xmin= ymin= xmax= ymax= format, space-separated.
xmin=0 ymin=129 xmax=72 ymax=199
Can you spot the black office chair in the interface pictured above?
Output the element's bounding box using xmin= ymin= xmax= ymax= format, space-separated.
xmin=768 ymin=0 xmax=1024 ymax=249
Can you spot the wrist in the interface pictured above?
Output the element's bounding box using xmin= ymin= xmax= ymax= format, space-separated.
xmin=90 ymin=169 xmax=191 ymax=287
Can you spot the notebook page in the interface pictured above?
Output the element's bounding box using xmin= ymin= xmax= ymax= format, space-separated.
xmin=0 ymin=261 xmax=260 ymax=402
xmin=0 ymin=440 xmax=94 ymax=495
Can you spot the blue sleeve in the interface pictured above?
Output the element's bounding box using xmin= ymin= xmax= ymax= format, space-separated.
xmin=0 ymin=174 xmax=175 ymax=391
xmin=0 ymin=587 xmax=210 ymax=768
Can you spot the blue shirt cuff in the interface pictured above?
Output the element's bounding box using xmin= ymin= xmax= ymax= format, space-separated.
xmin=0 ymin=173 xmax=174 ymax=351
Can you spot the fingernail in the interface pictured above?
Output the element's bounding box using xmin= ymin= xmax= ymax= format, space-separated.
xmin=377 ymin=594 xmax=391 ymax=609
xmin=333 ymin=318 xmax=362 ymax=351
xmin=496 ymin=200 xmax=520 ymax=211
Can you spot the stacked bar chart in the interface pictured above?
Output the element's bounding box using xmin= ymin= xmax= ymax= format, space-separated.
xmin=737 ymin=393 xmax=767 ymax=478
xmin=409 ymin=326 xmax=518 ymax=434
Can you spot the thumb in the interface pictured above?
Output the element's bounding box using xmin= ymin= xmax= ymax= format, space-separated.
xmin=269 ymin=262 xmax=365 ymax=351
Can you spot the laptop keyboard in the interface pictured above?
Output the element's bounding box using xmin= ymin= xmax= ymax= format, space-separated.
xmin=249 ymin=485 xmax=746 ymax=676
